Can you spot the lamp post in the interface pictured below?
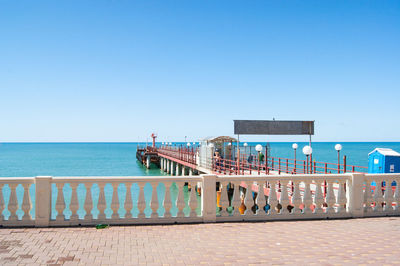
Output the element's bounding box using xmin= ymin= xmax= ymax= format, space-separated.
xmin=255 ymin=144 xmax=263 ymax=173
xmin=302 ymin=145 xmax=312 ymax=174
xmin=335 ymin=144 xmax=342 ymax=173
xmin=292 ymin=143 xmax=298 ymax=173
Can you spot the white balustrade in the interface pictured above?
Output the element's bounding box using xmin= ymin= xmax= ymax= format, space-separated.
xmin=0 ymin=174 xmax=399 ymax=227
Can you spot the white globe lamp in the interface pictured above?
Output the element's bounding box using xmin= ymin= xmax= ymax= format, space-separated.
xmin=255 ymin=144 xmax=263 ymax=152
xmin=335 ymin=144 xmax=342 ymax=173
xmin=302 ymin=145 xmax=312 ymax=155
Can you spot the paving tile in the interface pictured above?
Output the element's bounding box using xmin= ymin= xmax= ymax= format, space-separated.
xmin=1 ymin=217 xmax=400 ymax=265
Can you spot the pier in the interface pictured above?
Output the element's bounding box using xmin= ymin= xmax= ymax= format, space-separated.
xmin=139 ymin=141 xmax=367 ymax=176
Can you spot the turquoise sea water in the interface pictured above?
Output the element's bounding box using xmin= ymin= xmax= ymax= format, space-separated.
xmin=1 ymin=142 xmax=400 ymax=177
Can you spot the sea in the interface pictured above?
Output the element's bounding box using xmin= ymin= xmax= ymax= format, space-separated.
xmin=1 ymin=142 xmax=399 ymax=220
xmin=1 ymin=142 xmax=400 ymax=177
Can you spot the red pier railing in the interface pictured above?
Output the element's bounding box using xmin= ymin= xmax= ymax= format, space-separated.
xmin=212 ymin=156 xmax=367 ymax=175
xmin=154 ymin=144 xmax=367 ymax=175
xmin=157 ymin=145 xmax=198 ymax=166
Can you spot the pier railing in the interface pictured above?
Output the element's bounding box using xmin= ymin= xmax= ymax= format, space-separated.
xmin=212 ymin=157 xmax=367 ymax=175
xmin=0 ymin=173 xmax=398 ymax=227
xmin=157 ymin=145 xmax=197 ymax=165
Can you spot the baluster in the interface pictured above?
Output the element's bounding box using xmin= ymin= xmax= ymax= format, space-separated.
xmin=303 ymin=181 xmax=313 ymax=214
xmin=151 ymin=182 xmax=159 ymax=218
xmin=268 ymin=181 xmax=278 ymax=215
xmin=394 ymin=179 xmax=400 ymax=212
xmin=163 ymin=182 xmax=172 ymax=218
xmin=189 ymin=181 xmax=198 ymax=217
xmin=111 ymin=183 xmax=120 ymax=219
xmin=384 ymin=179 xmax=393 ymax=213
xmin=313 ymin=181 xmax=324 ymax=214
xmin=84 ymin=183 xmax=93 ymax=220
xmin=326 ymin=182 xmax=336 ymax=214
xmin=69 ymin=183 xmax=79 ymax=222
xmin=244 ymin=182 xmax=254 ymax=216
xmin=137 ymin=183 xmax=146 ymax=218
xmin=375 ymin=180 xmax=385 ymax=212
xmin=8 ymin=183 xmax=18 ymax=222
xmin=55 ymin=183 xmax=65 ymax=221
xmin=21 ymin=183 xmax=33 ymax=221
xmin=97 ymin=183 xmax=107 ymax=221
xmin=219 ymin=181 xmax=229 ymax=216
xmin=125 ymin=183 xmax=133 ymax=218
xmin=280 ymin=182 xmax=290 ymax=215
xmin=338 ymin=181 xmax=347 ymax=213
xmin=176 ymin=182 xmax=186 ymax=218
xmin=232 ymin=181 xmax=242 ymax=217
xmin=365 ymin=180 xmax=375 ymax=213
xmin=292 ymin=182 xmax=302 ymax=214
xmin=257 ymin=182 xmax=267 ymax=217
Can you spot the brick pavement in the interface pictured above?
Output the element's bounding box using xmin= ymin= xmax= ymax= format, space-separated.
xmin=0 ymin=217 xmax=400 ymax=265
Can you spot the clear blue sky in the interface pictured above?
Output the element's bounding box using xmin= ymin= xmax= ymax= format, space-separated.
xmin=1 ymin=1 xmax=399 ymax=142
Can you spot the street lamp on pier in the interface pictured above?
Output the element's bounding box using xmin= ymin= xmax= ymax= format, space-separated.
xmin=292 ymin=143 xmax=298 ymax=173
xmin=302 ymin=145 xmax=312 ymax=174
xmin=335 ymin=144 xmax=342 ymax=173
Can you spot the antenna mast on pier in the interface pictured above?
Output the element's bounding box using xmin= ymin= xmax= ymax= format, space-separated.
xmin=151 ymin=133 xmax=157 ymax=147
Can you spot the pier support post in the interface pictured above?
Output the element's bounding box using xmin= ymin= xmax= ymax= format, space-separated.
xmin=189 ymin=168 xmax=193 ymax=176
xmin=181 ymin=166 xmax=186 ymax=176
xmin=349 ymin=173 xmax=365 ymax=218
xmin=176 ymin=164 xmax=180 ymax=176
xmin=146 ymin=156 xmax=151 ymax=169
xmin=35 ymin=176 xmax=52 ymax=227
xmin=201 ymin=174 xmax=217 ymax=223
xmin=164 ymin=159 xmax=167 ymax=172
xmin=160 ymin=158 xmax=164 ymax=171
xmin=171 ymin=161 xmax=175 ymax=175
xmin=166 ymin=160 xmax=170 ymax=174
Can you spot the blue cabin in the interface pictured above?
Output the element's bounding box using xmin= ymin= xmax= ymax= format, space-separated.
xmin=368 ymin=148 xmax=400 ymax=174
